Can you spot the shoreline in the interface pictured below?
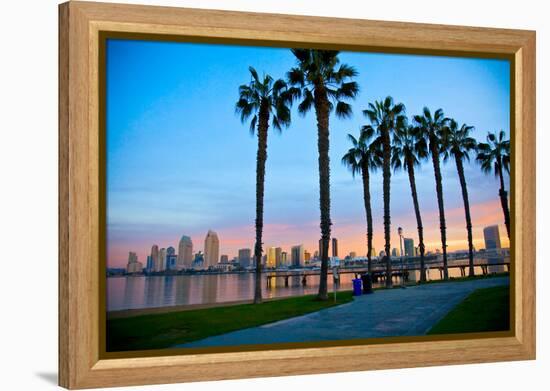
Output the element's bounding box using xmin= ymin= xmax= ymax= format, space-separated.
xmin=107 ymin=272 xmax=509 ymax=319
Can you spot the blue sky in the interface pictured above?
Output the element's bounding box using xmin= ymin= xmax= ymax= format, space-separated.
xmin=106 ymin=39 xmax=510 ymax=267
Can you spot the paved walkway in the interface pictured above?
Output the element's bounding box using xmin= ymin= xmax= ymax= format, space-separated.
xmin=175 ymin=277 xmax=509 ymax=348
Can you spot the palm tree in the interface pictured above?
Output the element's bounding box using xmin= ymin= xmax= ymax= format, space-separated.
xmin=364 ymin=97 xmax=406 ymax=288
xmin=342 ymin=126 xmax=381 ymax=276
xmin=476 ymin=130 xmax=511 ymax=238
xmin=391 ymin=122 xmax=428 ymax=282
xmin=236 ymin=67 xmax=295 ymax=304
xmin=413 ymin=108 xmax=450 ymax=280
xmin=441 ymin=119 xmax=477 ymax=277
xmin=287 ymin=49 xmax=358 ymax=300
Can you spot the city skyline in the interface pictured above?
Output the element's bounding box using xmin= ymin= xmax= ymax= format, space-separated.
xmin=117 ymin=222 xmax=509 ymax=270
xmin=106 ymin=40 xmax=511 ymax=268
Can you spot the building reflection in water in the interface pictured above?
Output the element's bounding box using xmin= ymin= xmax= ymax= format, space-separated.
xmin=107 ymin=257 xmax=510 ymax=311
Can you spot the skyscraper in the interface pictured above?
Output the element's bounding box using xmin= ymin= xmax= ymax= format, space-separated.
xmin=391 ymin=248 xmax=399 ymax=257
xmin=204 ymin=230 xmax=219 ymax=268
xmin=158 ymin=248 xmax=167 ymax=272
xmin=267 ymin=247 xmax=277 ymax=268
xmin=404 ymin=238 xmax=414 ymax=257
xmin=332 ymin=238 xmax=338 ymax=257
xmin=177 ymin=235 xmax=193 ymax=270
xmin=166 ymin=246 xmax=177 ymax=270
xmin=151 ymin=244 xmax=159 ymax=272
xmin=238 ymin=248 xmax=252 ymax=268
xmin=483 ymin=225 xmax=501 ymax=250
xmin=126 ymin=251 xmax=143 ymax=274
xmin=220 ymin=254 xmax=229 ymax=263
xmin=281 ymin=251 xmax=288 ymax=265
xmin=291 ymin=245 xmax=305 ymax=267
xmin=275 ymin=247 xmax=283 ymax=268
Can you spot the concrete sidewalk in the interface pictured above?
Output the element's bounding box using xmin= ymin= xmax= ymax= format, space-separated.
xmin=174 ymin=276 xmax=509 ymax=348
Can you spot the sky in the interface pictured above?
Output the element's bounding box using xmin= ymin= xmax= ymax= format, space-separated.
xmin=106 ymin=39 xmax=511 ymax=268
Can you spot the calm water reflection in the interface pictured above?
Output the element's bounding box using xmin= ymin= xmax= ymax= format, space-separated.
xmin=107 ymin=260 xmax=507 ymax=311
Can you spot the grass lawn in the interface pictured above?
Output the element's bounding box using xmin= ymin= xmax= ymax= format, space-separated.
xmin=418 ymin=272 xmax=509 ymax=286
xmin=427 ymin=285 xmax=510 ymax=335
xmin=107 ymin=291 xmax=353 ymax=351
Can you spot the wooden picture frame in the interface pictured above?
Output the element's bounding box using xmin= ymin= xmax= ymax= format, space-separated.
xmin=59 ymin=1 xmax=536 ymax=389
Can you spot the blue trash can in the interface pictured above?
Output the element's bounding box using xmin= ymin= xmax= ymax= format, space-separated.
xmin=352 ymin=278 xmax=362 ymax=296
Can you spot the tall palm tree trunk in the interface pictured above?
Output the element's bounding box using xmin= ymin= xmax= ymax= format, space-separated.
xmin=406 ymin=156 xmax=426 ymax=282
xmin=455 ymin=156 xmax=475 ymax=277
xmin=361 ymin=162 xmax=373 ymax=275
xmin=253 ymin=105 xmax=270 ymax=304
xmin=430 ymin=137 xmax=448 ymax=280
xmin=497 ymin=159 xmax=511 ymax=239
xmin=382 ymin=129 xmax=392 ymax=287
xmin=314 ymin=87 xmax=331 ymax=301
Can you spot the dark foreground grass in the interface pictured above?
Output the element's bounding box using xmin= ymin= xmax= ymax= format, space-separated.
xmin=107 ymin=291 xmax=353 ymax=351
xmin=427 ymin=285 xmax=510 ymax=335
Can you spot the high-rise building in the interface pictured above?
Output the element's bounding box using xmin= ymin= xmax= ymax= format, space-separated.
xmin=483 ymin=225 xmax=501 ymax=250
xmin=158 ymin=248 xmax=167 ymax=272
xmin=291 ymin=245 xmax=305 ymax=267
xmin=404 ymin=238 xmax=414 ymax=257
xmin=281 ymin=251 xmax=288 ymax=265
xmin=391 ymin=248 xmax=399 ymax=257
xmin=238 ymin=248 xmax=252 ymax=268
xmin=151 ymin=244 xmax=159 ymax=272
xmin=166 ymin=246 xmax=177 ymax=270
xmin=379 ymin=250 xmax=386 ymax=258
xmin=349 ymin=251 xmax=357 ymax=259
xmin=146 ymin=255 xmax=153 ymax=272
xmin=275 ymin=247 xmax=283 ymax=267
xmin=332 ymin=238 xmax=338 ymax=257
xmin=220 ymin=254 xmax=229 ymax=263
xmin=267 ymin=247 xmax=277 ymax=268
xmin=177 ymin=235 xmax=193 ymax=270
xmin=204 ymin=230 xmax=219 ymax=268
xmin=193 ymin=251 xmax=204 ymax=269
xmin=304 ymin=250 xmax=311 ymax=262
xmin=126 ymin=251 xmax=143 ymax=274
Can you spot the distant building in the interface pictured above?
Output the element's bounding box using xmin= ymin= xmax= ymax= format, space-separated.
xmin=238 ymin=248 xmax=252 ymax=268
xmin=314 ymin=250 xmax=319 ymax=260
xmin=220 ymin=254 xmax=229 ymax=263
xmin=146 ymin=255 xmax=153 ymax=272
xmin=204 ymin=230 xmax=219 ymax=268
xmin=484 ymin=225 xmax=502 ymax=250
xmin=391 ymin=248 xmax=399 ymax=257
xmin=126 ymin=251 xmax=143 ymax=274
xmin=332 ymin=238 xmax=338 ymax=257
xmin=404 ymin=238 xmax=414 ymax=257
xmin=379 ymin=250 xmax=386 ymax=258
xmin=193 ymin=251 xmax=205 ymax=269
xmin=177 ymin=235 xmax=193 ymax=270
xmin=349 ymin=251 xmax=357 ymax=259
xmin=304 ymin=250 xmax=311 ymax=262
xmin=151 ymin=245 xmax=160 ymax=271
xmin=267 ymin=247 xmax=277 ymax=268
xmin=281 ymin=251 xmax=288 ymax=265
xmin=166 ymin=246 xmax=177 ymax=270
xmin=275 ymin=247 xmax=283 ymax=267
xmin=291 ymin=245 xmax=305 ymax=267
xmin=158 ymin=248 xmax=167 ymax=272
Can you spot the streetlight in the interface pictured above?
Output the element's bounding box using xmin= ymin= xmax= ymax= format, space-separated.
xmin=397 ymin=227 xmax=406 ymax=289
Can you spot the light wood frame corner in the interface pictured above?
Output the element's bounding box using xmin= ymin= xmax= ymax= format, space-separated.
xmin=59 ymin=1 xmax=536 ymax=389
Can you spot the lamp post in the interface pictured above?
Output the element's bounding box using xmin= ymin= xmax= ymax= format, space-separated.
xmin=398 ymin=227 xmax=406 ymax=288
